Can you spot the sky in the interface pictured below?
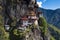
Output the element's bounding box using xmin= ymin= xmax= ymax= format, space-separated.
xmin=37 ymin=0 xmax=60 ymax=10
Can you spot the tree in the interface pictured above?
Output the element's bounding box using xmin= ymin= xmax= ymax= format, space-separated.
xmin=38 ymin=17 xmax=47 ymax=35
xmin=38 ymin=17 xmax=48 ymax=40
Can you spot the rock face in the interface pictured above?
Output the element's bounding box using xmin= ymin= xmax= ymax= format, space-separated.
xmin=25 ymin=29 xmax=41 ymax=40
xmin=24 ymin=28 xmax=50 ymax=40
xmin=2 ymin=0 xmax=37 ymax=25
xmin=0 ymin=0 xmax=50 ymax=40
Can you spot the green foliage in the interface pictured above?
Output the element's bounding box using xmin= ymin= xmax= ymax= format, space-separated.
xmin=0 ymin=15 xmax=9 ymax=40
xmin=38 ymin=17 xmax=47 ymax=35
xmin=48 ymin=24 xmax=60 ymax=35
xmin=50 ymin=35 xmax=56 ymax=40
xmin=13 ymin=29 xmax=18 ymax=35
xmin=11 ymin=17 xmax=17 ymax=26
xmin=0 ymin=15 xmax=31 ymax=40
xmin=13 ymin=27 xmax=31 ymax=39
xmin=0 ymin=15 xmax=58 ymax=40
xmin=38 ymin=17 xmax=47 ymax=27
xmin=48 ymin=24 xmax=60 ymax=40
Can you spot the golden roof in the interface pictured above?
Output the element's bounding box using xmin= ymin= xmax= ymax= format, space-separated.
xmin=27 ymin=11 xmax=36 ymax=16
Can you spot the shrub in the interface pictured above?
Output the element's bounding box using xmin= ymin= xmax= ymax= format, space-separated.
xmin=38 ymin=17 xmax=47 ymax=35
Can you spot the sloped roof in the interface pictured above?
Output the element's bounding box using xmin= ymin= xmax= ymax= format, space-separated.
xmin=27 ymin=11 xmax=36 ymax=16
xmin=38 ymin=11 xmax=42 ymax=14
xmin=20 ymin=16 xmax=28 ymax=20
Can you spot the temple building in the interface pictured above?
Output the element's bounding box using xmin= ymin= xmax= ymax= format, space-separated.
xmin=38 ymin=11 xmax=43 ymax=17
xmin=20 ymin=16 xmax=29 ymax=27
xmin=27 ymin=11 xmax=38 ymax=26
xmin=19 ymin=11 xmax=39 ymax=27
xmin=19 ymin=10 xmax=43 ymax=28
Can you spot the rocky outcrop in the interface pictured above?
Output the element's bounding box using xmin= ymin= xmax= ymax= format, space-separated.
xmin=0 ymin=0 xmax=51 ymax=40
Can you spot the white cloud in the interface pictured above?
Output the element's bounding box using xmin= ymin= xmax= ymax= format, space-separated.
xmin=37 ymin=1 xmax=42 ymax=7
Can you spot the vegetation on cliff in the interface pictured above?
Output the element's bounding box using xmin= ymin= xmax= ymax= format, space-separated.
xmin=38 ymin=17 xmax=47 ymax=35
xmin=0 ymin=15 xmax=60 ymax=40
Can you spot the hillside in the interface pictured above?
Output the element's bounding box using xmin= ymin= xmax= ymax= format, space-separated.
xmin=39 ymin=8 xmax=60 ymax=29
xmin=48 ymin=24 xmax=60 ymax=40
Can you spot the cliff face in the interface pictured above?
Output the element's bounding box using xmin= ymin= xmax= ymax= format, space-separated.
xmin=0 ymin=0 xmax=54 ymax=40
xmin=0 ymin=14 xmax=51 ymax=40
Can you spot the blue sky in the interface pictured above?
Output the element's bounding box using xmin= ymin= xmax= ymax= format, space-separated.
xmin=37 ymin=0 xmax=60 ymax=10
